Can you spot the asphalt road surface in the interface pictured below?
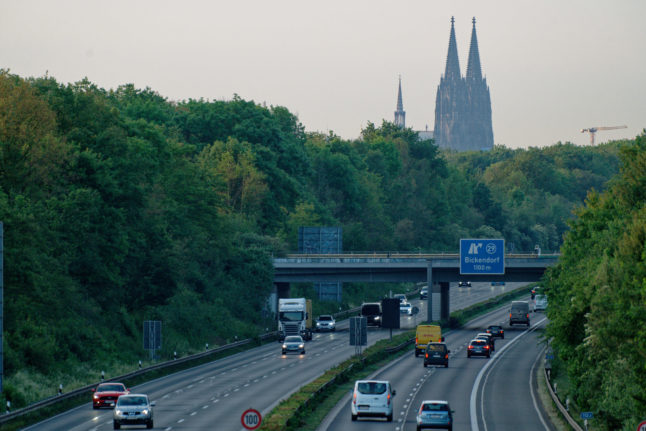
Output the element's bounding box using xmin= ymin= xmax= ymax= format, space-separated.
xmin=26 ymin=282 xmax=530 ymax=431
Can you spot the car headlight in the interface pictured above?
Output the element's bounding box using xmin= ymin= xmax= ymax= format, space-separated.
xmin=299 ymin=344 xmax=304 ymax=348
xmin=316 ymin=322 xmax=321 ymax=327
xmin=93 ymin=394 xmax=99 ymax=399
xmin=115 ymin=409 xmax=123 ymax=416
xmin=374 ymin=316 xmax=380 ymax=320
xmin=282 ymin=344 xmax=287 ymax=349
xmin=141 ymin=409 xmax=149 ymax=416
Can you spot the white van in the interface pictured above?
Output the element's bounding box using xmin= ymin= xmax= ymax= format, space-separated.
xmin=534 ymin=294 xmax=548 ymax=312
xmin=351 ymin=380 xmax=396 ymax=422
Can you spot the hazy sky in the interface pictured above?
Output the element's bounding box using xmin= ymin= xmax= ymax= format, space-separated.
xmin=2 ymin=0 xmax=644 ymax=148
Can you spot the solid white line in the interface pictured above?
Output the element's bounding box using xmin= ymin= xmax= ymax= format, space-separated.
xmin=529 ymin=348 xmax=551 ymax=430
xmin=470 ymin=317 xmax=547 ymax=431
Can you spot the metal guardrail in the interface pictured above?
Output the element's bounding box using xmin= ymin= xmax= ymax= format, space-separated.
xmin=544 ymin=366 xmax=583 ymax=430
xmin=0 ymin=332 xmax=278 ymax=425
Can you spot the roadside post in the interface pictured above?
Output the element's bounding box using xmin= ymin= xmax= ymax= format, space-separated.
xmin=580 ymin=412 xmax=593 ymax=431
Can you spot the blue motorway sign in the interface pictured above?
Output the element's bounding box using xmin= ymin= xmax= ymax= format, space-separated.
xmin=460 ymin=239 xmax=505 ymax=275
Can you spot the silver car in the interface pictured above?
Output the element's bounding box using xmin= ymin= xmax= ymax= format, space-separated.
xmin=282 ymin=335 xmax=305 ymax=355
xmin=315 ymin=315 xmax=336 ymax=332
xmin=113 ymin=394 xmax=154 ymax=429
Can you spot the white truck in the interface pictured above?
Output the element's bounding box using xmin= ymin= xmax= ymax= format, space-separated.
xmin=278 ymin=298 xmax=313 ymax=341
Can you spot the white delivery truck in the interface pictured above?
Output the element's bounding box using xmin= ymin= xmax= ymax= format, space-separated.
xmin=278 ymin=298 xmax=313 ymax=341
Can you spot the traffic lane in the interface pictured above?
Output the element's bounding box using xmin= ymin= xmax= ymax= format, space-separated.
xmin=478 ymin=318 xmax=553 ymax=431
xmin=322 ymin=305 xmax=515 ymax=431
xmin=27 ymin=289 xmax=525 ymax=431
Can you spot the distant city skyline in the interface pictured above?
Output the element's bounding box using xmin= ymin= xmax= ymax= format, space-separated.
xmin=1 ymin=0 xmax=644 ymax=148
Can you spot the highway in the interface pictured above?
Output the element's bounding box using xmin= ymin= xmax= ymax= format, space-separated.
xmin=25 ymin=282 xmax=529 ymax=431
xmin=319 ymin=303 xmax=553 ymax=431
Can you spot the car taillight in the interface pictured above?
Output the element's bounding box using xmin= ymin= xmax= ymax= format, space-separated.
xmin=509 ymin=312 xmax=512 ymax=318
xmin=353 ymin=392 xmax=356 ymax=405
xmin=484 ymin=345 xmax=489 ymax=349
xmin=468 ymin=345 xmax=473 ymax=349
xmin=425 ymin=353 xmax=428 ymax=358
xmin=486 ymin=330 xmax=491 ymax=333
xmin=387 ymin=393 xmax=391 ymax=406
xmin=526 ymin=313 xmax=530 ymax=318
xmin=445 ymin=354 xmax=449 ymax=359
xmin=415 ymin=337 xmax=418 ymax=344
xmin=501 ymin=330 xmax=504 ymax=334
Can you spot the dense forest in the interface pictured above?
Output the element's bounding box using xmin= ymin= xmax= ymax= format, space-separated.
xmin=0 ymin=71 xmax=635 ymax=411
xmin=545 ymin=134 xmax=646 ymax=430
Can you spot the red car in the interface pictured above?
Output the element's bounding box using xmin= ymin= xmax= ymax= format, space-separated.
xmin=92 ymin=382 xmax=129 ymax=409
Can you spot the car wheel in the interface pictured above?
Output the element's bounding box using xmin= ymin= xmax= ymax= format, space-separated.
xmin=351 ymin=414 xmax=357 ymax=421
xmin=467 ymin=352 xmax=471 ymax=358
xmin=387 ymin=413 xmax=393 ymax=422
xmin=302 ymin=350 xmax=306 ymax=354
xmin=147 ymin=419 xmax=153 ymax=429
xmin=448 ymin=426 xmax=453 ymax=431
xmin=487 ymin=353 xmax=491 ymax=358
xmin=282 ymin=350 xmax=286 ymax=355
xmin=423 ymin=362 xmax=427 ymax=368
xmin=445 ymin=362 xmax=449 ymax=368
xmin=93 ymin=405 xmax=98 ymax=410
xmin=113 ymin=421 xmax=120 ymax=430
xmin=415 ymin=350 xmax=419 ymax=357
xmin=502 ymin=335 xmax=505 ymax=339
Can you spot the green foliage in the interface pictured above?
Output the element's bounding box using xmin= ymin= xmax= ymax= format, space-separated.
xmin=0 ymin=71 xmax=631 ymax=414
xmin=545 ymin=134 xmax=646 ymax=429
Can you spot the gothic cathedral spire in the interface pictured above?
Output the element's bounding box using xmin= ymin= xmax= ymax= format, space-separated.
xmin=434 ymin=17 xmax=493 ymax=151
xmin=394 ymin=75 xmax=406 ymax=128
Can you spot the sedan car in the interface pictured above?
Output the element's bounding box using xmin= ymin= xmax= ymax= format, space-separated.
xmin=467 ymin=339 xmax=491 ymax=358
xmin=400 ymin=301 xmax=413 ymax=315
xmin=416 ymin=400 xmax=453 ymax=430
xmin=113 ymin=394 xmax=154 ymax=429
xmin=282 ymin=335 xmax=305 ymax=355
xmin=458 ymin=281 xmax=471 ymax=287
xmin=486 ymin=325 xmax=504 ymax=339
xmin=92 ymin=382 xmax=129 ymax=409
xmin=315 ymin=314 xmax=336 ymax=332
xmin=475 ymin=332 xmax=495 ymax=351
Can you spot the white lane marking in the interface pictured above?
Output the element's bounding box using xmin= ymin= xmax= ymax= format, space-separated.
xmin=202 ymin=405 xmax=209 ymax=409
xmin=529 ymin=348 xmax=551 ymax=430
xmin=470 ymin=317 xmax=547 ymax=431
xmin=177 ymin=418 xmax=184 ymax=423
xmin=213 ymin=399 xmax=219 ymax=403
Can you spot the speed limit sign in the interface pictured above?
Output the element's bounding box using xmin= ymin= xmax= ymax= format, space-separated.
xmin=637 ymin=420 xmax=646 ymax=431
xmin=241 ymin=408 xmax=262 ymax=430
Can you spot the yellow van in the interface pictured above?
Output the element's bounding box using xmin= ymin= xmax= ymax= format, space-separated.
xmin=415 ymin=324 xmax=443 ymax=357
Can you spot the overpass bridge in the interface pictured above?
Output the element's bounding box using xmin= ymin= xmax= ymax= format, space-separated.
xmin=273 ymin=253 xmax=559 ymax=321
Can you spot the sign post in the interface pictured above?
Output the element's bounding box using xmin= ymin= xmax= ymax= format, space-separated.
xmin=241 ymin=408 xmax=262 ymax=430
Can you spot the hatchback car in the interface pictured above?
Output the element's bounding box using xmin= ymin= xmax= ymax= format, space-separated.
xmin=423 ymin=342 xmax=450 ymax=368
xmin=416 ymin=400 xmax=453 ymax=431
xmin=92 ymin=382 xmax=129 ymax=409
xmin=282 ymin=335 xmax=305 ymax=355
xmin=315 ymin=315 xmax=336 ymax=332
xmin=113 ymin=394 xmax=154 ymax=429
xmin=534 ymin=294 xmax=548 ymax=312
xmin=458 ymin=281 xmax=471 ymax=287
xmin=467 ymin=339 xmax=491 ymax=358
xmin=475 ymin=332 xmax=495 ymax=351
xmin=486 ymin=325 xmax=504 ymax=339
xmin=351 ymin=380 xmax=396 ymax=422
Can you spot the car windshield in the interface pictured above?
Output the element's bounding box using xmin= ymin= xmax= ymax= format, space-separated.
xmin=118 ymin=396 xmax=147 ymax=406
xmin=427 ymin=344 xmax=446 ymax=352
xmin=357 ymin=382 xmax=387 ymax=395
xmin=362 ymin=304 xmax=380 ymax=314
xmin=279 ymin=311 xmax=304 ymax=322
xmin=284 ymin=336 xmax=302 ymax=343
xmin=422 ymin=403 xmax=449 ymax=411
xmin=319 ymin=315 xmax=332 ymax=321
xmin=97 ymin=384 xmax=125 ymax=392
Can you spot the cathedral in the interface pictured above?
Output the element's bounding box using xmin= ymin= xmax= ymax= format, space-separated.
xmin=395 ymin=17 xmax=493 ymax=151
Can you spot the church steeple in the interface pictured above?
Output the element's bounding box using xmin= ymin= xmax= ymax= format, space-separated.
xmin=466 ymin=17 xmax=483 ymax=81
xmin=444 ymin=16 xmax=461 ymax=80
xmin=394 ymin=75 xmax=405 ymax=128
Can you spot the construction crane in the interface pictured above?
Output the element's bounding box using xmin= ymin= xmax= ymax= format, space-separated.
xmin=580 ymin=125 xmax=627 ymax=145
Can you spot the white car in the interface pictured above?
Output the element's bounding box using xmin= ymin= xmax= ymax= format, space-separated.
xmin=400 ymin=301 xmax=413 ymax=315
xmin=351 ymin=380 xmax=396 ymax=422
xmin=534 ymin=294 xmax=548 ymax=312
xmin=113 ymin=394 xmax=154 ymax=429
xmin=315 ymin=315 xmax=336 ymax=332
